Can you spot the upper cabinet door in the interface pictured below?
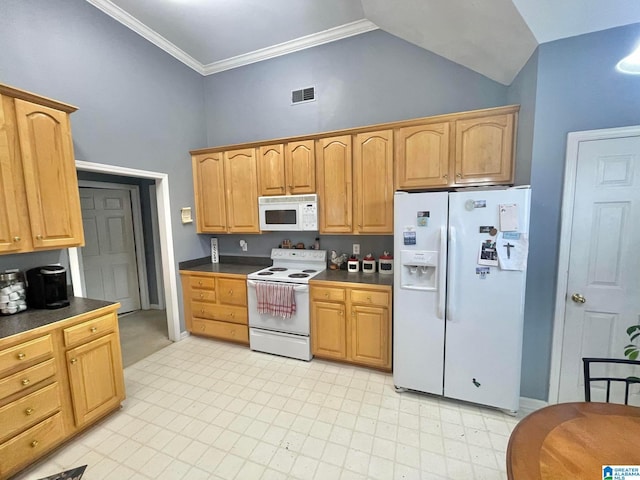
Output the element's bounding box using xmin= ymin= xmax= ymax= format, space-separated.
xmin=285 ymin=140 xmax=315 ymax=195
xmin=354 ymin=130 xmax=394 ymax=234
xmin=395 ymin=122 xmax=450 ymax=190
xmin=257 ymin=144 xmax=286 ymax=196
xmin=192 ymin=152 xmax=227 ymax=233
xmin=0 ymin=96 xmax=28 ymax=253
xmin=317 ymin=135 xmax=353 ymax=233
xmin=454 ymin=113 xmax=514 ymax=185
xmin=224 ymin=148 xmax=260 ymax=233
xmin=14 ymin=99 xmax=84 ymax=249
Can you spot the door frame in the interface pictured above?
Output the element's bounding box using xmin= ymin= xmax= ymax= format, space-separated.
xmin=68 ymin=160 xmax=182 ymax=342
xmin=76 ymin=181 xmax=150 ymax=310
xmin=548 ymin=124 xmax=640 ymax=404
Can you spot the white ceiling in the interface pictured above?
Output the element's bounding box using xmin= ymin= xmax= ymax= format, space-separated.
xmin=87 ymin=0 xmax=640 ymax=85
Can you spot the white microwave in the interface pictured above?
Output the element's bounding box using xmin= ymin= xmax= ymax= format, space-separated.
xmin=258 ymin=194 xmax=318 ymax=231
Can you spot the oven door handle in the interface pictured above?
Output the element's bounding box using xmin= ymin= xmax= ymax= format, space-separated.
xmin=247 ymin=279 xmax=309 ymax=292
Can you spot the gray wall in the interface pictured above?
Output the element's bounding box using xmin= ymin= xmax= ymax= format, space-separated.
xmin=203 ymin=30 xmax=509 ymax=145
xmin=520 ymin=23 xmax=640 ymax=400
xmin=0 ymin=0 xmax=207 ymax=329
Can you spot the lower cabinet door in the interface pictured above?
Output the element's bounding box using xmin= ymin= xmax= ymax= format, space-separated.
xmin=351 ymin=305 xmax=391 ymax=370
xmin=311 ymin=301 xmax=347 ymax=360
xmin=66 ymin=333 xmax=125 ymax=427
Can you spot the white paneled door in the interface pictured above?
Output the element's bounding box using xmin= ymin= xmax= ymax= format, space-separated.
xmin=80 ymin=188 xmax=141 ymax=314
xmin=558 ymin=135 xmax=640 ymax=405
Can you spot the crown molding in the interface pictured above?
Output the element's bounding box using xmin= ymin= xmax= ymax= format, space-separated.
xmin=85 ymin=1 xmax=377 ymax=76
xmin=85 ymin=0 xmax=206 ymax=74
xmin=201 ymin=19 xmax=379 ymax=75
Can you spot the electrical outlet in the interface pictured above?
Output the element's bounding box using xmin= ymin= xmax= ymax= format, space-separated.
xmin=353 ymin=243 xmax=360 ymax=255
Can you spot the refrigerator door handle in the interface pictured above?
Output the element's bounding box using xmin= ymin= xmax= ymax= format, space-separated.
xmin=437 ymin=226 xmax=447 ymax=320
xmin=447 ymin=226 xmax=457 ymax=322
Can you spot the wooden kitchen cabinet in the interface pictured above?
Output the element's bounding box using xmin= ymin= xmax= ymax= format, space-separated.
xmin=395 ymin=106 xmax=517 ymax=189
xmin=257 ymin=140 xmax=316 ymax=197
xmin=353 ymin=130 xmax=394 ymax=234
xmin=316 ymin=135 xmax=353 ymax=233
xmin=192 ymin=151 xmax=227 ymax=233
xmin=192 ymin=148 xmax=259 ymax=234
xmin=310 ymin=281 xmax=391 ymax=371
xmin=395 ymin=122 xmax=451 ymax=190
xmin=180 ymin=271 xmax=249 ymax=344
xmin=64 ymin=311 xmax=125 ymax=428
xmin=0 ymin=83 xmax=84 ymax=254
xmin=454 ymin=112 xmax=515 ymax=185
xmin=0 ymin=303 xmax=124 ymax=480
xmin=224 ymin=148 xmax=260 ymax=233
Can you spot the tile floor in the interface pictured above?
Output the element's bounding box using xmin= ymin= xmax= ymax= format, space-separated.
xmin=15 ymin=336 xmax=525 ymax=480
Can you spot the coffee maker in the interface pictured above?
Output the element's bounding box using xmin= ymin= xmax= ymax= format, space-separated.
xmin=26 ymin=265 xmax=70 ymax=309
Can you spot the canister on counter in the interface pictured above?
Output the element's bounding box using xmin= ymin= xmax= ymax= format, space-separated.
xmin=379 ymin=252 xmax=394 ymax=275
xmin=362 ymin=253 xmax=376 ymax=273
xmin=0 ymin=270 xmax=27 ymax=315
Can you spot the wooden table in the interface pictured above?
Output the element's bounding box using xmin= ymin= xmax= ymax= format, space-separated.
xmin=507 ymin=402 xmax=640 ymax=479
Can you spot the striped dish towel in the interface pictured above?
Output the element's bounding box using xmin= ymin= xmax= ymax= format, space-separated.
xmin=256 ymin=281 xmax=297 ymax=318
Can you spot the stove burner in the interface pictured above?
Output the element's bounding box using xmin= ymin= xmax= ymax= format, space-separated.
xmin=257 ymin=271 xmax=274 ymax=276
xmin=302 ymin=269 xmax=317 ymax=273
xmin=288 ymin=273 xmax=310 ymax=278
xmin=269 ymin=267 xmax=287 ymax=272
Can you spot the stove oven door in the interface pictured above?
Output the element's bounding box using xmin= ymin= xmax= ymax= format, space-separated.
xmin=247 ymin=280 xmax=310 ymax=335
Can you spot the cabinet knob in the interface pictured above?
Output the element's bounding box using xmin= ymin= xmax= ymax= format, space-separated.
xmin=198 ymin=281 xmax=203 ymax=286
xmin=288 ymin=185 xmax=293 ymax=189
xmin=199 ymin=293 xmax=204 ymax=298
xmin=200 ymin=309 xmax=205 ymax=314
xmin=229 ymin=312 xmax=235 ymax=318
xmin=21 ymin=378 xmax=30 ymax=386
xmin=90 ymin=327 xmax=98 ymax=333
xmin=70 ymin=358 xmax=77 ymax=364
xmin=367 ymin=296 xmax=372 ymax=302
xmin=228 ymin=290 xmax=233 ymax=296
xmin=456 ymin=173 xmax=462 ymax=178
xmin=443 ymin=174 xmax=448 ymax=179
xmin=17 ymin=352 xmax=26 ymax=360
xmin=13 ymin=236 xmax=20 ymax=242
xmin=338 ymin=310 xmax=343 ymax=316
xmin=325 ymin=293 xmax=329 ymax=298
xmin=30 ymin=440 xmax=39 ymax=448
xmin=35 ymin=234 xmax=43 ymax=240
xmin=25 ymin=407 xmax=34 ymax=416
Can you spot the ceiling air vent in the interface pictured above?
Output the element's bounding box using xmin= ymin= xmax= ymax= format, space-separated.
xmin=291 ymin=87 xmax=315 ymax=105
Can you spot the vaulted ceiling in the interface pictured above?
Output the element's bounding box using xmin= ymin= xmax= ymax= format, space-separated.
xmin=87 ymin=0 xmax=640 ymax=85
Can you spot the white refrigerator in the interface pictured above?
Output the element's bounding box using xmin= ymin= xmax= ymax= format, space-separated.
xmin=393 ymin=187 xmax=531 ymax=411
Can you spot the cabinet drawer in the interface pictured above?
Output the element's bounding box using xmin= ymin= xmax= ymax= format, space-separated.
xmin=63 ymin=313 xmax=116 ymax=347
xmin=0 ymin=382 xmax=61 ymax=441
xmin=190 ymin=289 xmax=216 ymax=303
xmin=350 ymin=289 xmax=390 ymax=307
xmin=189 ymin=276 xmax=215 ymax=290
xmin=217 ymin=278 xmax=247 ymax=306
xmin=311 ymin=286 xmax=346 ymax=302
xmin=0 ymin=358 xmax=56 ymax=401
xmin=191 ymin=319 xmax=248 ymax=344
xmin=0 ymin=335 xmax=53 ymax=375
xmin=191 ymin=302 xmax=247 ymax=325
xmin=0 ymin=411 xmax=64 ymax=478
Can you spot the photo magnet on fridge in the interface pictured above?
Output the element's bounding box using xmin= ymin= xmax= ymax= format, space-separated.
xmin=403 ymin=231 xmax=417 ymax=245
xmin=417 ymin=211 xmax=429 ymax=227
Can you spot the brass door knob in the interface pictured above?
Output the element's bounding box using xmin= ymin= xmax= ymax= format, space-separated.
xmin=21 ymin=378 xmax=30 ymax=386
xmin=13 ymin=236 xmax=20 ymax=242
xmin=17 ymin=352 xmax=26 ymax=360
xmin=25 ymin=408 xmax=34 ymax=416
xmin=35 ymin=234 xmax=43 ymax=240
xmin=30 ymin=440 xmax=39 ymax=448
xmin=571 ymin=293 xmax=586 ymax=304
xmin=70 ymin=358 xmax=78 ymax=364
xmin=90 ymin=327 xmax=98 ymax=333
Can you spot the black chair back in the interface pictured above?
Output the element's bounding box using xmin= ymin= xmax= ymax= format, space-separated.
xmin=583 ymin=357 xmax=640 ymax=404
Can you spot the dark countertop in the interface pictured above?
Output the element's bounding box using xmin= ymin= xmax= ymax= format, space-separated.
xmin=0 ymin=297 xmax=118 ymax=340
xmin=178 ymin=255 xmax=270 ymax=276
xmin=178 ymin=256 xmax=393 ymax=285
xmin=312 ymin=269 xmax=394 ymax=286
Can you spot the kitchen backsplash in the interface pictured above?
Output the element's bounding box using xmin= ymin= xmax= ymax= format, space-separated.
xmin=214 ymin=232 xmax=394 ymax=261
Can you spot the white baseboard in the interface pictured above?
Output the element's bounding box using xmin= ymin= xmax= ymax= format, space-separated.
xmin=519 ymin=396 xmax=548 ymax=416
xmin=179 ymin=331 xmax=190 ymax=340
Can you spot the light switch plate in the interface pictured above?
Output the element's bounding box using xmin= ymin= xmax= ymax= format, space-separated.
xmin=181 ymin=207 xmax=193 ymax=224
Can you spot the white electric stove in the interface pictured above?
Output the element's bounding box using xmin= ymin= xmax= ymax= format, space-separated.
xmin=247 ymin=248 xmax=326 ymax=360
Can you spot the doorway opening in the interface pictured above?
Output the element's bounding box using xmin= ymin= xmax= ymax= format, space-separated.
xmin=68 ymin=161 xmax=182 ymax=347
